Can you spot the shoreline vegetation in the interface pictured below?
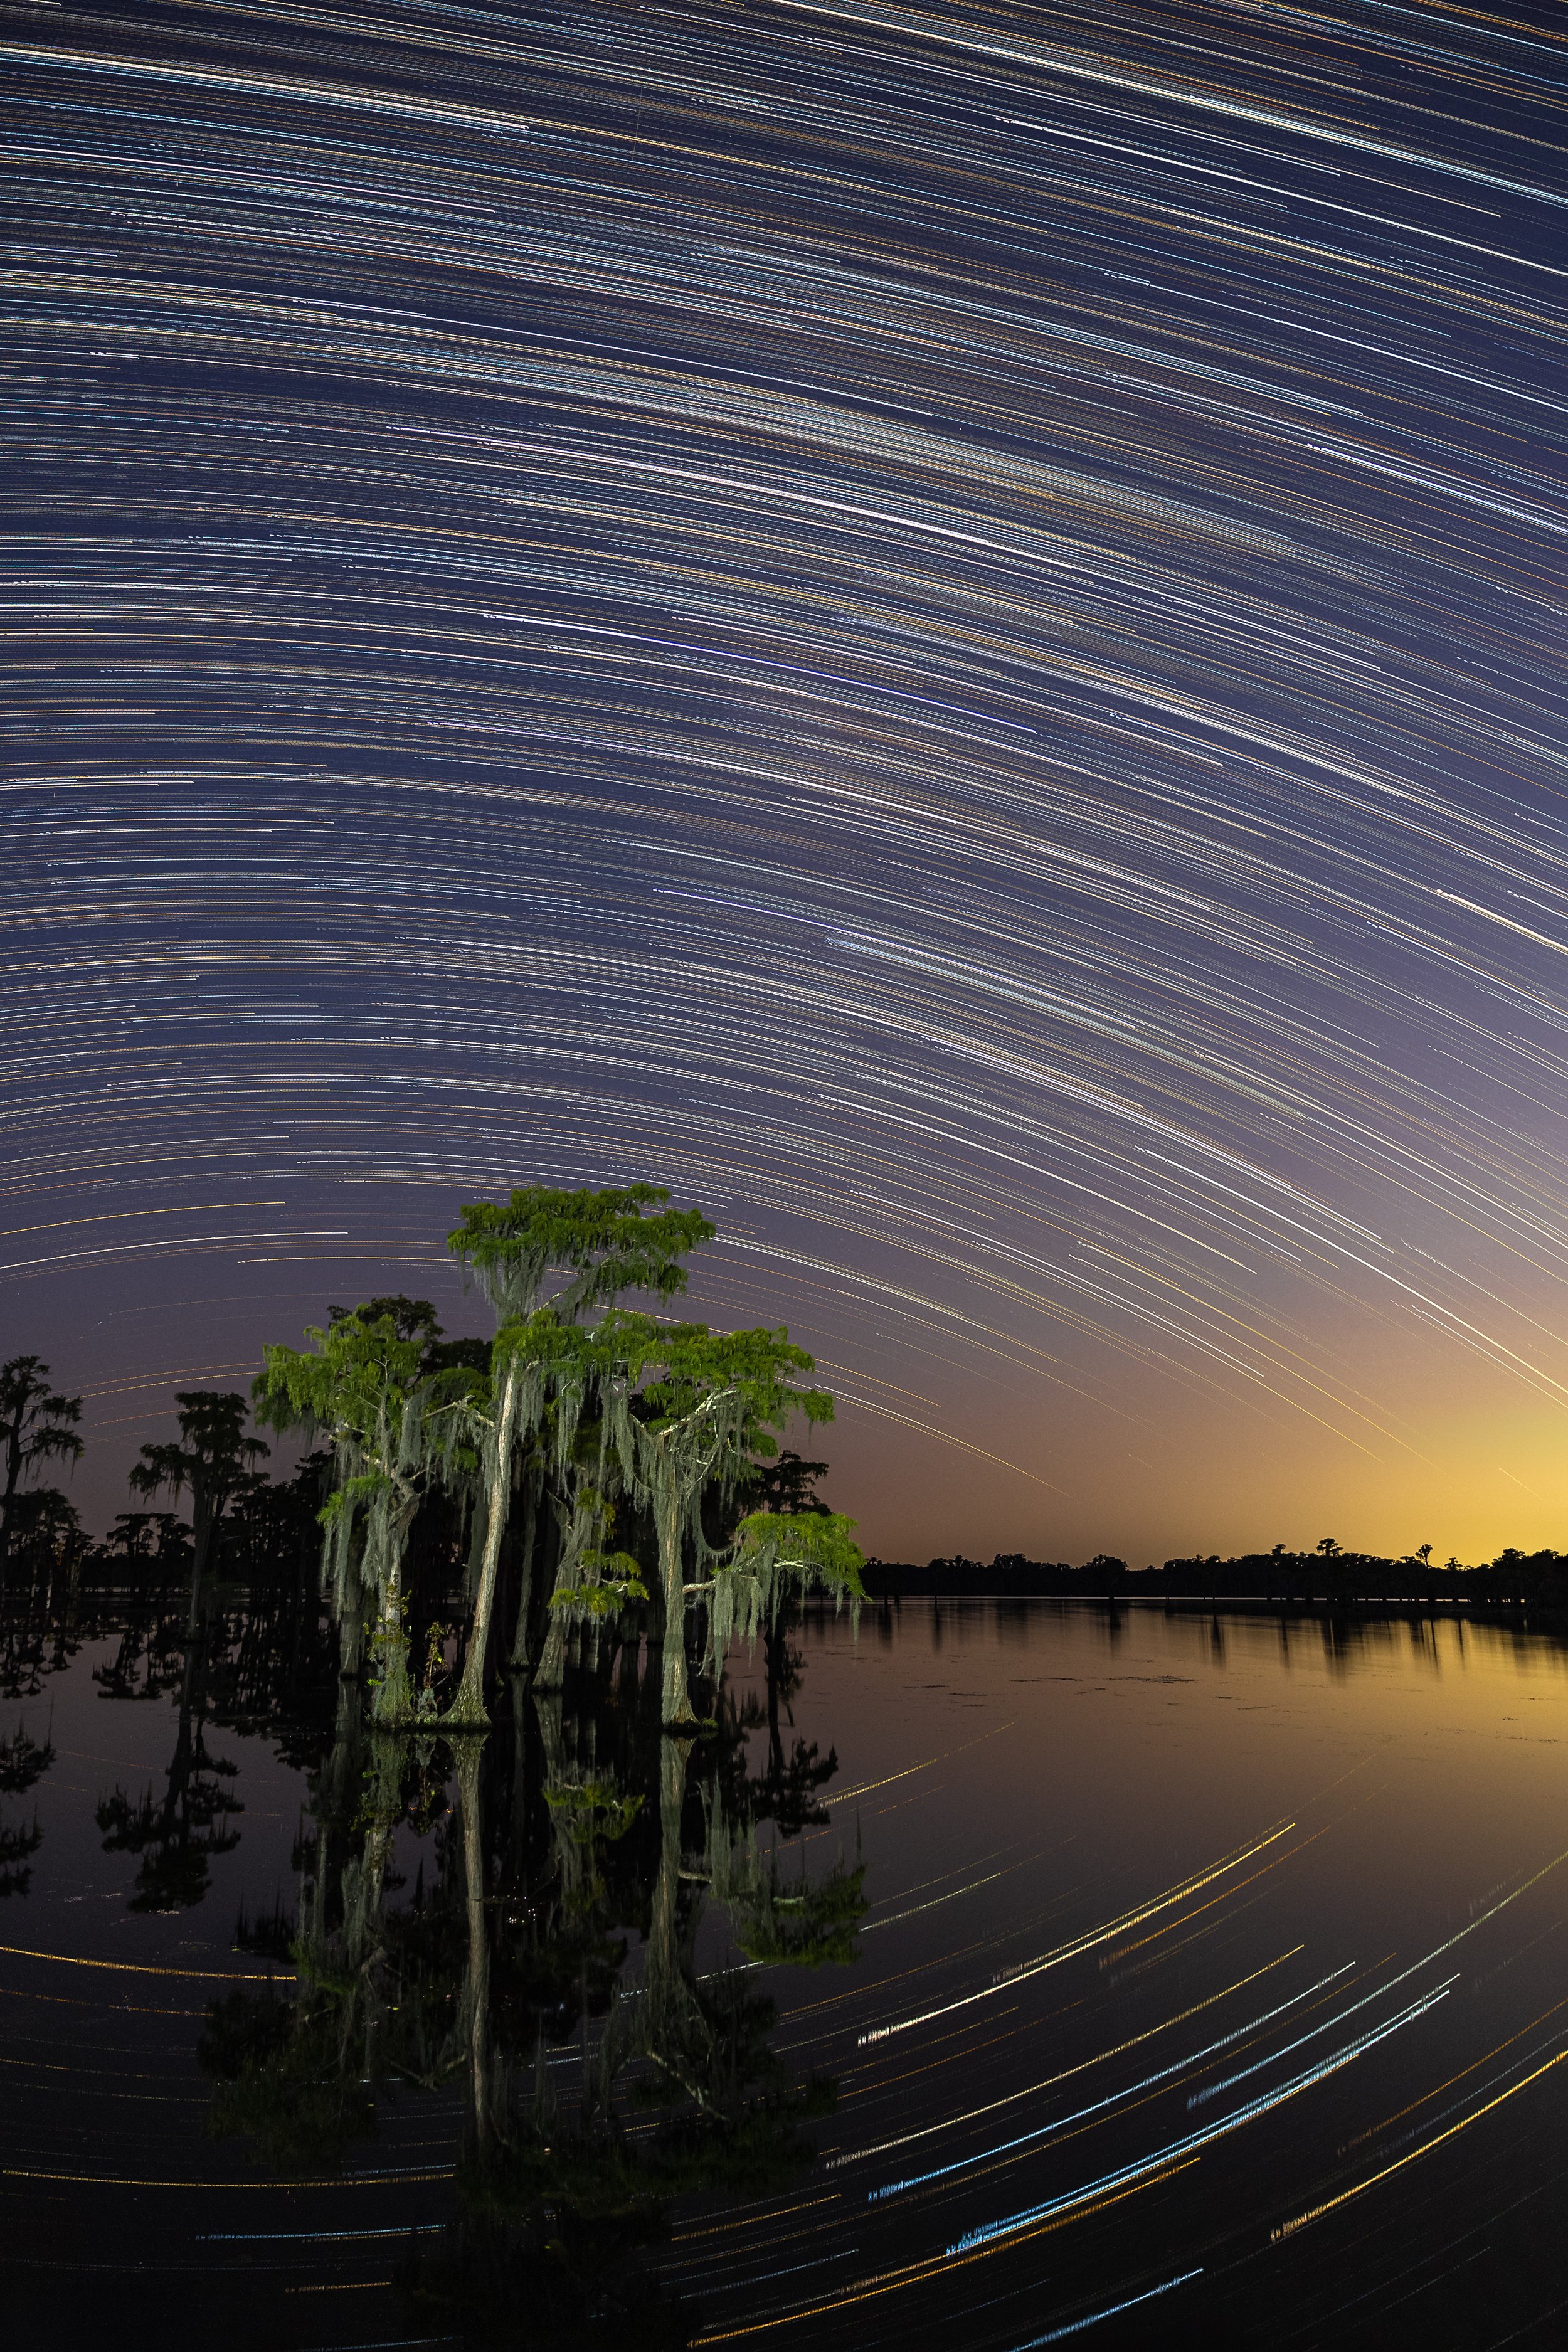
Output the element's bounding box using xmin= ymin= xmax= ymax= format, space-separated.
xmin=861 ymin=1545 xmax=1568 ymax=1613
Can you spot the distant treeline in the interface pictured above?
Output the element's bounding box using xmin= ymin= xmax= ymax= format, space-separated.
xmin=0 ymin=1459 xmax=332 ymax=1604
xmin=862 ymin=1546 xmax=1568 ymax=1610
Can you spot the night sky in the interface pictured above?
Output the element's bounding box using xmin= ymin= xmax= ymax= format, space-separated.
xmin=4 ymin=0 xmax=1567 ymax=1565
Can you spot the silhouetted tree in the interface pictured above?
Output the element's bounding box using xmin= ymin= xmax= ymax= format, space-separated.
xmin=130 ymin=1391 xmax=268 ymax=1634
xmin=101 ymin=1511 xmax=191 ymax=1594
xmin=0 ymin=1355 xmax=83 ymax=1600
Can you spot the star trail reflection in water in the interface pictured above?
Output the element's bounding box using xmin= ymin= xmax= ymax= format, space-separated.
xmin=3 ymin=1 xmax=1568 ymax=1560
xmin=4 ymin=1590 xmax=1568 ymax=2348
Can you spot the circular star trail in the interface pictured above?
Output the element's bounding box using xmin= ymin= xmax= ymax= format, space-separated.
xmin=3 ymin=0 xmax=1567 ymax=1558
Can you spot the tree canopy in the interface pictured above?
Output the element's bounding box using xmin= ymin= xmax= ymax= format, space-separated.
xmin=245 ymin=1184 xmax=864 ymax=1734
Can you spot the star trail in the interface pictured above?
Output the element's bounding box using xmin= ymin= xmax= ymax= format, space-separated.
xmin=3 ymin=0 xmax=1567 ymax=1557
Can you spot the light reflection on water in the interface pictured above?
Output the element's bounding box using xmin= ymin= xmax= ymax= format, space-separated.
xmin=3 ymin=1592 xmax=1568 ymax=2349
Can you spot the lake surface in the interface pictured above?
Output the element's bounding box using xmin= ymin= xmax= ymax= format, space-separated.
xmin=4 ymin=1592 xmax=1568 ymax=2349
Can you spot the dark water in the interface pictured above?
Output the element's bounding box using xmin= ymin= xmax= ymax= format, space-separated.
xmin=4 ymin=1592 xmax=1568 ymax=2349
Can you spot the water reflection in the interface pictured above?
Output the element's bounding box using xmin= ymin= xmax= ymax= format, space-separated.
xmin=9 ymin=1577 xmax=1568 ymax=2349
xmin=97 ymin=1628 xmax=242 ymax=1913
xmin=0 ymin=1711 xmax=51 ymax=1897
xmin=168 ymin=1597 xmax=870 ymax=2343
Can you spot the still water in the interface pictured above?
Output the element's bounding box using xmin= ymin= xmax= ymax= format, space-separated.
xmin=3 ymin=1592 xmax=1568 ymax=2350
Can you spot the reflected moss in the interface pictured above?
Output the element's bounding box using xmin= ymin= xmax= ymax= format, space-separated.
xmin=395 ymin=1720 xmax=845 ymax=2348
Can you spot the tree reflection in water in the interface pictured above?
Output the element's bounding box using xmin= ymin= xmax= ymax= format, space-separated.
xmin=197 ymin=1630 xmax=866 ymax=2347
xmin=0 ymin=1710 xmax=53 ymax=1896
xmin=97 ymin=1626 xmax=243 ymax=1913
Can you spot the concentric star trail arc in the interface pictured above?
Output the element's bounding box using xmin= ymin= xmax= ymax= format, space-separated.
xmin=3 ymin=0 xmax=1567 ymax=1557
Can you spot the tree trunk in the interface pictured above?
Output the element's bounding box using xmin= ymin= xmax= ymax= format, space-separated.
xmin=536 ymin=1507 xmax=571 ymax=1691
xmin=537 ymin=1609 xmax=568 ymax=1688
xmin=371 ymin=1551 xmax=413 ymax=1726
xmin=506 ymin=1478 xmax=539 ymax=1671
xmin=339 ymin=1595 xmax=364 ymax=1682
xmin=657 ymin=1481 xmax=697 ymax=1729
xmin=449 ymin=1360 xmax=519 ymax=1726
